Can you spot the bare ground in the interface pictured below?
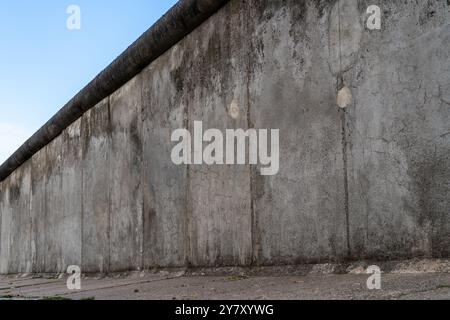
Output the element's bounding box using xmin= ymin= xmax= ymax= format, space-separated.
xmin=1 ymin=259 xmax=450 ymax=300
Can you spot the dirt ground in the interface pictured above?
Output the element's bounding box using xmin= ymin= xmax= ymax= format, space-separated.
xmin=1 ymin=259 xmax=450 ymax=300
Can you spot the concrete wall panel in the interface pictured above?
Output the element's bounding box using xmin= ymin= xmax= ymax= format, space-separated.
xmin=30 ymin=150 xmax=47 ymax=273
xmin=0 ymin=182 xmax=2 ymax=270
xmin=60 ymin=119 xmax=83 ymax=269
xmin=345 ymin=0 xmax=450 ymax=259
xmin=44 ymin=136 xmax=64 ymax=272
xmin=248 ymin=0 xmax=348 ymax=264
xmin=81 ymin=99 xmax=111 ymax=273
xmin=184 ymin=0 xmax=252 ymax=266
xmin=0 ymin=179 xmax=11 ymax=274
xmin=141 ymin=49 xmax=188 ymax=268
xmin=109 ymin=76 xmax=143 ymax=271
xmin=9 ymin=164 xmax=32 ymax=274
xmin=0 ymin=170 xmax=33 ymax=274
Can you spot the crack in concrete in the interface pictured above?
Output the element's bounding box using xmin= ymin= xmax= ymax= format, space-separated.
xmin=0 ymin=279 xmax=61 ymax=291
xmin=393 ymin=283 xmax=450 ymax=299
xmin=337 ymin=0 xmax=351 ymax=258
xmin=340 ymin=108 xmax=351 ymax=258
xmin=246 ymin=0 xmax=259 ymax=267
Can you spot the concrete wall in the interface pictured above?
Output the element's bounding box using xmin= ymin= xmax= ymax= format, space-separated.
xmin=0 ymin=0 xmax=449 ymax=274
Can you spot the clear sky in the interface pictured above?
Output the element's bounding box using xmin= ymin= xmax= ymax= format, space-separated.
xmin=0 ymin=0 xmax=178 ymax=163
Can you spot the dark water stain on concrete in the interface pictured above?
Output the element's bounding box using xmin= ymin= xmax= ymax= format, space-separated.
xmin=129 ymin=115 xmax=142 ymax=153
xmin=408 ymin=147 xmax=450 ymax=257
xmin=8 ymin=183 xmax=20 ymax=203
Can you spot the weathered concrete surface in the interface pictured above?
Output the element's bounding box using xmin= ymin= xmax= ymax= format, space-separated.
xmin=0 ymin=0 xmax=231 ymax=183
xmin=344 ymin=0 xmax=450 ymax=259
xmin=248 ymin=0 xmax=348 ymax=265
xmin=0 ymin=0 xmax=449 ymax=274
xmin=141 ymin=47 xmax=188 ymax=268
xmin=43 ymin=137 xmax=64 ymax=273
xmin=109 ymin=76 xmax=143 ymax=272
xmin=60 ymin=119 xmax=83 ymax=271
xmin=182 ymin=0 xmax=253 ymax=267
xmin=30 ymin=148 xmax=47 ymax=273
xmin=81 ymin=99 xmax=111 ymax=273
xmin=0 ymin=164 xmax=32 ymax=274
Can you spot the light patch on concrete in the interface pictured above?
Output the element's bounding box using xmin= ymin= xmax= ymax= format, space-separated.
xmin=228 ymin=98 xmax=240 ymax=119
xmin=337 ymin=86 xmax=352 ymax=109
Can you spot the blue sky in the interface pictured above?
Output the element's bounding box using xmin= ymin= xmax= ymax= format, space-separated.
xmin=0 ymin=0 xmax=177 ymax=163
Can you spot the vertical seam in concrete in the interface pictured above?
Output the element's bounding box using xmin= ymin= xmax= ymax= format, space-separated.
xmin=337 ymin=0 xmax=351 ymax=257
xmin=248 ymin=89 xmax=256 ymax=266
xmin=31 ymin=174 xmax=36 ymax=273
xmin=340 ymin=109 xmax=351 ymax=257
xmin=185 ymin=94 xmax=192 ymax=267
xmin=245 ymin=0 xmax=257 ymax=267
xmin=0 ymin=184 xmax=2 ymax=271
xmin=107 ymin=96 xmax=112 ymax=273
xmin=58 ymin=141 xmax=63 ymax=272
xmin=140 ymin=76 xmax=145 ymax=271
xmin=337 ymin=0 xmax=343 ymax=75
xmin=28 ymin=165 xmax=32 ymax=273
xmin=8 ymin=185 xmax=12 ymax=274
xmin=37 ymin=156 xmax=44 ymax=273
xmin=80 ymin=128 xmax=84 ymax=272
xmin=43 ymin=148 xmax=48 ymax=272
